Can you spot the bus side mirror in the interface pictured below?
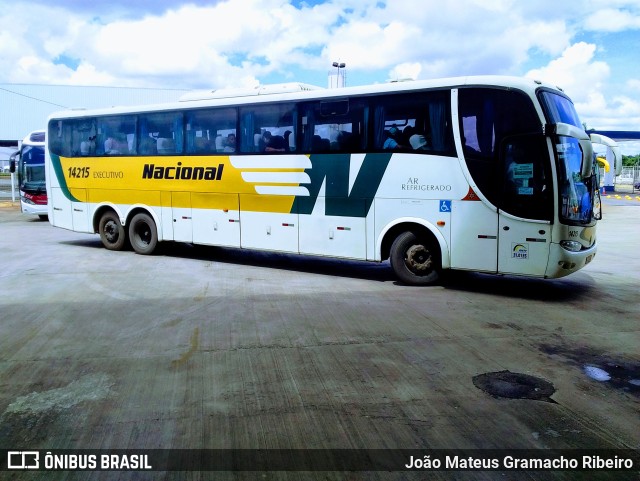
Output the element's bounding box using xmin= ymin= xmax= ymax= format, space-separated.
xmin=554 ymin=123 xmax=593 ymax=179
xmin=9 ymin=160 xmax=16 ymax=174
xmin=579 ymin=138 xmax=593 ymax=179
xmin=590 ymin=133 xmax=622 ymax=176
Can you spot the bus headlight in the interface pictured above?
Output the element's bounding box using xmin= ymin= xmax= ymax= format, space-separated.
xmin=560 ymin=240 xmax=582 ymax=252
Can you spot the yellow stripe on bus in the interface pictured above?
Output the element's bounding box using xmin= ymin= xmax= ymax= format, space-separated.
xmin=62 ymin=155 xmax=299 ymax=213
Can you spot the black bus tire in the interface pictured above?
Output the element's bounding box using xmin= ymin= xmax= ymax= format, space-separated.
xmin=389 ymin=231 xmax=441 ymax=285
xmin=129 ymin=212 xmax=158 ymax=255
xmin=98 ymin=211 xmax=126 ymax=251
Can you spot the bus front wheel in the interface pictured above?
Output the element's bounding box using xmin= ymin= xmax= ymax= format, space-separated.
xmin=389 ymin=231 xmax=440 ymax=285
xmin=129 ymin=212 xmax=158 ymax=255
xmin=99 ymin=211 xmax=126 ymax=251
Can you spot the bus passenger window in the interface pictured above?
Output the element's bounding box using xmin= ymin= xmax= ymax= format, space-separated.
xmin=240 ymin=103 xmax=295 ymax=154
xmin=372 ymin=92 xmax=452 ymax=154
xmin=458 ymin=88 xmax=542 ymax=208
xmin=186 ymin=108 xmax=237 ymax=155
xmin=97 ymin=116 xmax=137 ymax=155
xmin=301 ymin=99 xmax=365 ymax=153
xmin=54 ymin=119 xmax=97 ymax=157
xmin=138 ymin=112 xmax=183 ymax=155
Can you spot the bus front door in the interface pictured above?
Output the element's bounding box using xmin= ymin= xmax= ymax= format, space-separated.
xmin=497 ymin=212 xmax=551 ymax=276
xmin=496 ymin=135 xmax=553 ymax=277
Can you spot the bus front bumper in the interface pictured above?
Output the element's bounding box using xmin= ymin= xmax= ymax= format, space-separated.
xmin=545 ymin=242 xmax=597 ymax=279
xmin=21 ymin=201 xmax=48 ymax=216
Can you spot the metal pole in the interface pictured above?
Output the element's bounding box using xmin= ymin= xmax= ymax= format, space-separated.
xmin=11 ymin=141 xmax=21 ymax=203
xmin=332 ymin=62 xmax=346 ymax=88
xmin=11 ymin=172 xmax=16 ymax=202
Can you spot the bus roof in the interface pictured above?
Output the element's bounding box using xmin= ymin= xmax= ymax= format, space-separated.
xmin=22 ymin=130 xmax=46 ymax=145
xmin=47 ymin=75 xmax=563 ymax=120
xmin=178 ymin=82 xmax=324 ymax=101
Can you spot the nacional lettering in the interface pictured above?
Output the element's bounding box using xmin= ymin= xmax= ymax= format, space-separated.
xmin=142 ymin=162 xmax=224 ymax=181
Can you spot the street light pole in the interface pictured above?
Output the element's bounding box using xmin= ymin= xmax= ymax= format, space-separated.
xmin=332 ymin=61 xmax=346 ymax=88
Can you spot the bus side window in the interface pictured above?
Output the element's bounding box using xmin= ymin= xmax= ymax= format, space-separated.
xmin=459 ymin=88 xmax=542 ymax=208
xmin=186 ymin=108 xmax=237 ymax=154
xmin=240 ymin=103 xmax=295 ymax=154
xmin=138 ymin=112 xmax=183 ymax=155
xmin=77 ymin=120 xmax=97 ymax=156
xmin=54 ymin=119 xmax=97 ymax=157
xmin=98 ymin=116 xmax=137 ymax=155
xmin=301 ymin=99 xmax=365 ymax=153
xmin=372 ymin=92 xmax=453 ymax=154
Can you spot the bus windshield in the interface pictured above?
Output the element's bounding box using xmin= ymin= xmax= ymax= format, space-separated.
xmin=555 ymin=137 xmax=594 ymax=223
xmin=539 ymin=91 xmax=582 ymax=128
xmin=539 ymin=90 xmax=594 ymax=224
xmin=20 ymin=145 xmax=46 ymax=192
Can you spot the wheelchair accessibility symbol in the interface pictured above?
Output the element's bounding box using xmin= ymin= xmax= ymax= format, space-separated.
xmin=439 ymin=200 xmax=451 ymax=212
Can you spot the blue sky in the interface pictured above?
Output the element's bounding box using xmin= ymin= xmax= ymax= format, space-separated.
xmin=1 ymin=0 xmax=639 ymax=152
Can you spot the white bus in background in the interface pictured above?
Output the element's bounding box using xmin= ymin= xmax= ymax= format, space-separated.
xmin=11 ymin=130 xmax=48 ymax=220
xmin=45 ymin=77 xmax=620 ymax=285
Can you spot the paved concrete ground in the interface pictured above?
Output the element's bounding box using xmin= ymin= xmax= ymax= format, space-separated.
xmin=0 ymin=200 xmax=638 ymax=481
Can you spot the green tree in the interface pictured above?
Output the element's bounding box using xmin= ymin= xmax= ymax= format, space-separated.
xmin=622 ymin=155 xmax=639 ymax=167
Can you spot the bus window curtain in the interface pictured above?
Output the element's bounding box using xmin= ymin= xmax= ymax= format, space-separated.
xmin=241 ymin=111 xmax=255 ymax=152
xmin=173 ymin=115 xmax=184 ymax=153
xmin=374 ymin=105 xmax=385 ymax=149
xmin=302 ymin=106 xmax=315 ymax=152
xmin=290 ymin=108 xmax=298 ymax=152
xmin=429 ymin=100 xmax=446 ymax=152
xmin=185 ymin=114 xmax=195 ymax=153
xmin=477 ymin=98 xmax=494 ymax=156
xmin=139 ymin=117 xmax=149 ymax=142
xmin=96 ymin=120 xmax=108 ymax=155
xmin=361 ymin=105 xmax=369 ymax=150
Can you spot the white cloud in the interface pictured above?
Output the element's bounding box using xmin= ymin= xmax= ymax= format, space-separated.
xmin=0 ymin=0 xmax=577 ymax=88
xmin=628 ymin=79 xmax=640 ymax=91
xmin=584 ymin=8 xmax=640 ymax=32
xmin=587 ymin=95 xmax=640 ymax=132
xmin=526 ymin=42 xmax=610 ymax=104
xmin=388 ymin=63 xmax=422 ymax=82
xmin=324 ymin=20 xmax=423 ymax=71
xmin=526 ymin=42 xmax=640 ymax=136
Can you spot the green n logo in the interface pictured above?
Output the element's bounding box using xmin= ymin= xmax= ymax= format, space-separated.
xmin=293 ymin=153 xmax=392 ymax=217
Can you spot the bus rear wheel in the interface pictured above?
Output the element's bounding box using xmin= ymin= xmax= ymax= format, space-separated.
xmin=389 ymin=231 xmax=440 ymax=285
xmin=129 ymin=212 xmax=158 ymax=255
xmin=99 ymin=211 xmax=126 ymax=251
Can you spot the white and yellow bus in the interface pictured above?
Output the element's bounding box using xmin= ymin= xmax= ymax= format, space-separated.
xmin=45 ymin=76 xmax=621 ymax=285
